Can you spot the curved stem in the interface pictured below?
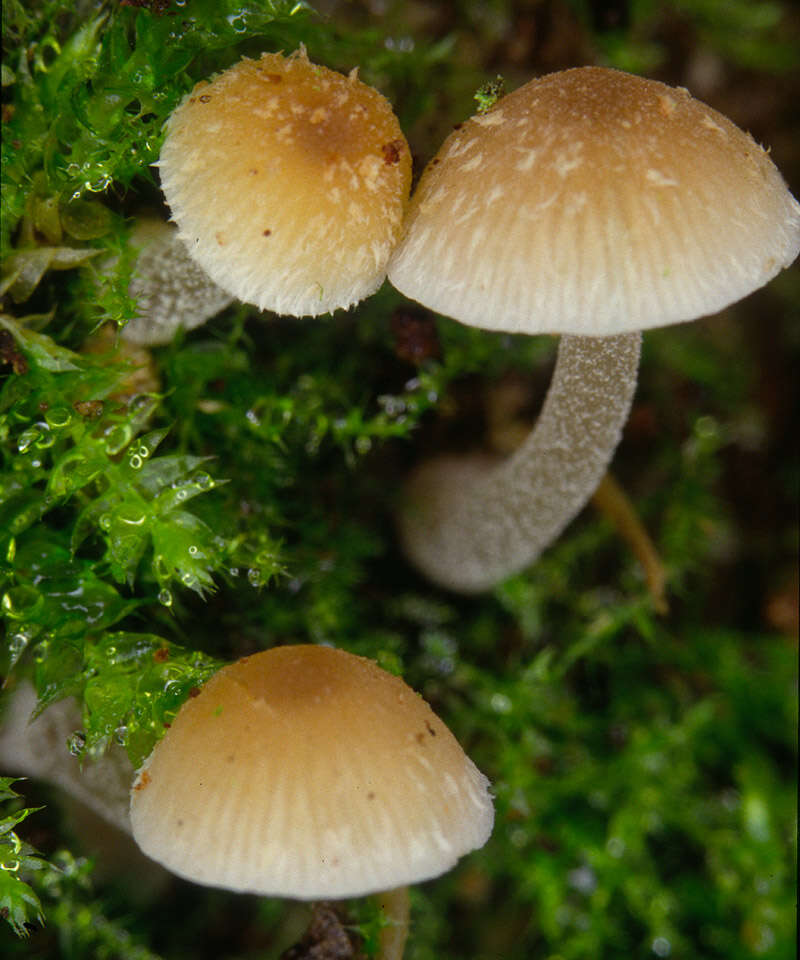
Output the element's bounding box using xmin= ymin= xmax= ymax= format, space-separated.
xmin=396 ymin=332 xmax=641 ymax=592
xmin=375 ymin=886 xmax=410 ymax=960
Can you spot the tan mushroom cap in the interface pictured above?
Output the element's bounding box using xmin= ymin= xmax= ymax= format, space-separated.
xmin=158 ymin=49 xmax=411 ymax=317
xmin=388 ymin=67 xmax=800 ymax=336
xmin=129 ymin=645 xmax=494 ymax=899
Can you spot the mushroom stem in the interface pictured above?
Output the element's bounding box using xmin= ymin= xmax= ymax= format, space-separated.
xmin=375 ymin=886 xmax=411 ymax=960
xmin=0 ymin=680 xmax=134 ymax=835
xmin=396 ymin=332 xmax=641 ymax=592
xmin=591 ymin=472 xmax=669 ymax=614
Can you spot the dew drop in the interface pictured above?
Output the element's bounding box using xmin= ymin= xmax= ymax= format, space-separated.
xmin=158 ymin=588 xmax=173 ymax=606
xmin=652 ymin=937 xmax=671 ymax=957
xmin=104 ymin=424 xmax=132 ymax=456
xmin=490 ymin=692 xmax=513 ymax=714
xmin=8 ymin=629 xmax=32 ymax=668
xmin=44 ymin=406 xmax=72 ymax=429
xmin=16 ymin=426 xmax=41 ymax=453
xmin=2 ymin=585 xmax=42 ymax=620
xmin=67 ymin=731 xmax=86 ymax=757
xmin=118 ymin=507 xmax=146 ymax=525
xmin=34 ymin=424 xmax=55 ymax=449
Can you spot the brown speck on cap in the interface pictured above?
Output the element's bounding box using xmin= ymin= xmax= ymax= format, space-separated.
xmin=130 ymin=645 xmax=493 ymax=899
xmin=159 ymin=49 xmax=412 ymax=317
xmin=133 ymin=770 xmax=151 ymax=792
xmin=381 ymin=139 xmax=405 ymax=165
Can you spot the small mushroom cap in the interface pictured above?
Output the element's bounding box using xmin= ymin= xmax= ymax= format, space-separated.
xmin=121 ymin=218 xmax=234 ymax=346
xmin=130 ymin=645 xmax=494 ymax=899
xmin=388 ymin=67 xmax=800 ymax=336
xmin=159 ymin=50 xmax=411 ymax=317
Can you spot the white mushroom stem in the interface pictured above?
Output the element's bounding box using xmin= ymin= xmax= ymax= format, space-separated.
xmin=375 ymin=886 xmax=411 ymax=960
xmin=396 ymin=332 xmax=641 ymax=593
xmin=0 ymin=680 xmax=134 ymax=834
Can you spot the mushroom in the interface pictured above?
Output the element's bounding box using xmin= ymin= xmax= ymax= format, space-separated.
xmin=386 ymin=66 xmax=800 ymax=593
xmin=129 ymin=644 xmax=494 ymax=958
xmin=118 ymin=217 xmax=234 ymax=346
xmin=158 ymin=49 xmax=411 ymax=317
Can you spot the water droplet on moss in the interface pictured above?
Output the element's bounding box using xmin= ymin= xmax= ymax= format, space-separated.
xmin=104 ymin=424 xmax=132 ymax=455
xmin=44 ymin=406 xmax=73 ymax=429
xmin=129 ymin=454 xmax=143 ymax=469
xmin=2 ymin=585 xmax=42 ymax=620
xmin=17 ymin=426 xmax=41 ymax=453
xmin=490 ymin=692 xmax=513 ymax=714
xmin=118 ymin=507 xmax=146 ymax=526
xmin=7 ymin=627 xmax=34 ymax=668
xmin=158 ymin=588 xmax=173 ymax=606
xmin=153 ymin=555 xmax=169 ymax=581
xmin=67 ymin=731 xmax=86 ymax=757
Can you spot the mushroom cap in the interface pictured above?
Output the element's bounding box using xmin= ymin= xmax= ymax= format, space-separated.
xmin=129 ymin=645 xmax=494 ymax=899
xmin=122 ymin=218 xmax=234 ymax=346
xmin=387 ymin=66 xmax=800 ymax=336
xmin=159 ymin=50 xmax=411 ymax=317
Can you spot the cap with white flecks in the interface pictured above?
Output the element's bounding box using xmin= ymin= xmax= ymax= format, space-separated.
xmin=388 ymin=67 xmax=800 ymax=336
xmin=130 ymin=645 xmax=494 ymax=899
xmin=159 ymin=49 xmax=411 ymax=317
